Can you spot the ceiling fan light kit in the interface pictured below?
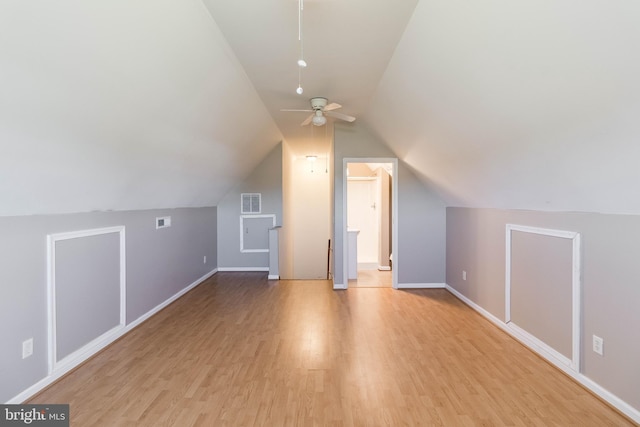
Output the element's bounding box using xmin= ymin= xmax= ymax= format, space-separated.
xmin=282 ymin=97 xmax=356 ymax=127
xmin=312 ymin=113 xmax=327 ymax=127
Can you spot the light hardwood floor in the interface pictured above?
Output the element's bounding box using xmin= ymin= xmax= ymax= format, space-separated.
xmin=30 ymin=273 xmax=636 ymax=426
xmin=348 ymin=269 xmax=392 ymax=288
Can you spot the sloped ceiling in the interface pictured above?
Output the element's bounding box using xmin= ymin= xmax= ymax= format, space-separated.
xmin=367 ymin=0 xmax=640 ymax=214
xmin=201 ymin=0 xmax=418 ymax=156
xmin=3 ymin=1 xmax=640 ymax=216
xmin=0 ymin=0 xmax=282 ymax=216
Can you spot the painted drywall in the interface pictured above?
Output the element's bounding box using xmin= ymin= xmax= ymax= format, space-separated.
xmin=290 ymin=155 xmax=332 ymax=279
xmin=511 ymin=231 xmax=573 ymax=359
xmin=377 ymin=168 xmax=392 ymax=269
xmin=55 ymin=233 xmax=121 ymax=361
xmin=334 ymin=124 xmax=446 ymax=286
xmin=217 ymin=144 xmax=283 ymax=270
xmin=0 ymin=0 xmax=281 ymax=216
xmin=0 ymin=207 xmax=216 ymax=402
xmin=367 ymin=0 xmax=640 ymax=215
xmin=347 ymin=179 xmax=378 ymax=263
xmin=446 ymin=207 xmax=640 ymax=412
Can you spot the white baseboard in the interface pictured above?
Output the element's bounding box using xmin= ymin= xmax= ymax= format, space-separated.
xmin=444 ymin=284 xmax=640 ymax=425
xmin=268 ymin=275 xmax=279 ymax=280
xmin=397 ymin=283 xmax=446 ymax=289
xmin=218 ymin=267 xmax=269 ymax=272
xmin=377 ymin=265 xmax=391 ymax=271
xmin=7 ymin=268 xmax=218 ymax=404
xmin=333 ymin=282 xmax=347 ymax=290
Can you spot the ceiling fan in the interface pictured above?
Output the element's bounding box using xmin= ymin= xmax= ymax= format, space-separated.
xmin=281 ymin=97 xmax=356 ymax=126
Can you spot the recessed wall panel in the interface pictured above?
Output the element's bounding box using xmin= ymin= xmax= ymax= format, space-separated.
xmin=511 ymin=231 xmax=573 ymax=358
xmin=55 ymin=233 xmax=121 ymax=360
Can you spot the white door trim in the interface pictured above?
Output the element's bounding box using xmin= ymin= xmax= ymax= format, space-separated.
xmin=46 ymin=226 xmax=126 ymax=374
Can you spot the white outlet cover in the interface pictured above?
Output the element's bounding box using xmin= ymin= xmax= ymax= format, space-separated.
xmin=593 ymin=335 xmax=604 ymax=356
xmin=22 ymin=338 xmax=33 ymax=359
xmin=462 ymin=270 xmax=467 ymax=281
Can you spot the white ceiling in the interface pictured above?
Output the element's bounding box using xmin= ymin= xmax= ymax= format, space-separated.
xmin=3 ymin=0 xmax=640 ymax=215
xmin=367 ymin=0 xmax=640 ymax=214
xmin=201 ymin=0 xmax=418 ymax=156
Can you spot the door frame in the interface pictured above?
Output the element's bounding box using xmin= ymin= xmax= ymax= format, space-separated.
xmin=342 ymin=158 xmax=398 ymax=289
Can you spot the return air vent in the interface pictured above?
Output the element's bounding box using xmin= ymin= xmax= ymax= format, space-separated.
xmin=156 ymin=216 xmax=171 ymax=229
xmin=241 ymin=193 xmax=261 ymax=214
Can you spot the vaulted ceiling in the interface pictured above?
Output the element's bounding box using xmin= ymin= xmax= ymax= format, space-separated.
xmin=2 ymin=1 xmax=640 ymax=216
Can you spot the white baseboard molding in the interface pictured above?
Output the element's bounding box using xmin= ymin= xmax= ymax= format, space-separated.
xmin=218 ymin=267 xmax=269 ymax=272
xmin=268 ymin=274 xmax=279 ymax=280
xmin=377 ymin=265 xmax=391 ymax=271
xmin=507 ymin=322 xmax=574 ymax=371
xmin=333 ymin=282 xmax=347 ymax=290
xmin=7 ymin=268 xmax=218 ymax=404
xmin=397 ymin=283 xmax=446 ymax=289
xmin=444 ymin=284 xmax=640 ymax=425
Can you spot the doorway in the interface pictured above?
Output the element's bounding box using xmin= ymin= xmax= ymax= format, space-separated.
xmin=343 ymin=159 xmax=398 ymax=288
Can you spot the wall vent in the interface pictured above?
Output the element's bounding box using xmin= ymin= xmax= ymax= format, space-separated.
xmin=156 ymin=216 xmax=171 ymax=229
xmin=241 ymin=193 xmax=261 ymax=214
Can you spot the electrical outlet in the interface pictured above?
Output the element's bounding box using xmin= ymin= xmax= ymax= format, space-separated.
xmin=203 ymin=256 xmax=207 ymax=264
xmin=462 ymin=270 xmax=467 ymax=281
xmin=593 ymin=335 xmax=604 ymax=356
xmin=22 ymin=338 xmax=33 ymax=359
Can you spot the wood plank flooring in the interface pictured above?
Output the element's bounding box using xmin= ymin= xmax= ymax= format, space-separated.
xmin=30 ymin=272 xmax=636 ymax=426
xmin=349 ymin=269 xmax=392 ymax=288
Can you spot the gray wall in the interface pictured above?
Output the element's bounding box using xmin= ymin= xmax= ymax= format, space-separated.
xmin=55 ymin=233 xmax=121 ymax=360
xmin=511 ymin=231 xmax=573 ymax=359
xmin=446 ymin=207 xmax=640 ymax=411
xmin=217 ymin=143 xmax=283 ymax=269
xmin=0 ymin=206 xmax=217 ymax=402
xmin=334 ymin=124 xmax=446 ymax=285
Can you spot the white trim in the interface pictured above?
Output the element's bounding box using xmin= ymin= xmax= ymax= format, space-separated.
xmin=47 ymin=226 xmax=126 ymax=375
xmin=343 ymin=158 xmax=398 ymax=290
xmin=445 ymin=284 xmax=640 ymax=425
xmin=217 ymin=267 xmax=269 ymax=272
xmin=7 ymin=268 xmax=218 ymax=404
xmin=268 ymin=275 xmax=280 ymax=280
xmin=445 ymin=285 xmax=506 ymax=329
xmin=333 ymin=282 xmax=347 ymax=290
xmin=377 ymin=265 xmax=391 ymax=271
xmin=397 ymin=283 xmax=446 ymax=289
xmin=125 ymin=268 xmax=217 ymax=331
xmin=505 ymin=224 xmax=581 ymax=372
xmin=507 ymin=323 xmax=574 ymax=370
xmin=240 ymin=214 xmax=276 ymax=253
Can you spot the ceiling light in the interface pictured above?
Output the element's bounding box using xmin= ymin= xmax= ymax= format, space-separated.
xmin=296 ymin=85 xmax=303 ymax=95
xmin=312 ymin=114 xmax=327 ymax=126
xmin=297 ymin=59 xmax=307 ymax=68
xmin=306 ymin=155 xmax=317 ymax=162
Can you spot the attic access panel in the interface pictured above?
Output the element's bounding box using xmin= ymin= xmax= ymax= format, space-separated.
xmin=240 ymin=214 xmax=275 ymax=253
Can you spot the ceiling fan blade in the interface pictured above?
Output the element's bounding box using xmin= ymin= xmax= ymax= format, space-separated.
xmin=301 ymin=113 xmax=314 ymax=126
xmin=281 ymin=109 xmax=313 ymax=112
xmin=323 ymin=103 xmax=342 ymax=111
xmin=325 ymin=111 xmax=356 ymax=122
